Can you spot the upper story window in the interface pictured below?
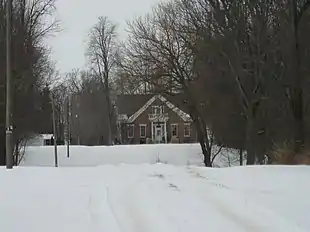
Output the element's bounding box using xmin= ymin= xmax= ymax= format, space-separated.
xmin=152 ymin=105 xmax=163 ymax=115
xmin=171 ymin=124 xmax=178 ymax=137
xmin=184 ymin=123 xmax=191 ymax=137
xmin=127 ymin=124 xmax=134 ymax=138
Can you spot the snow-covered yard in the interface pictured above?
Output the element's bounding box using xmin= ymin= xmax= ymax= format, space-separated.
xmin=1 ymin=144 xmax=309 ymax=232
xmin=20 ymin=144 xmax=240 ymax=167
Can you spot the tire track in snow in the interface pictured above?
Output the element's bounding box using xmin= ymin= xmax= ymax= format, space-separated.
xmin=132 ymin=171 xmax=246 ymax=232
xmin=87 ymin=166 xmax=307 ymax=232
xmin=125 ymin=184 xmax=179 ymax=232
xmin=181 ymin=167 xmax=307 ymax=232
xmin=87 ymin=185 xmax=123 ymax=232
xmin=106 ymin=178 xmax=180 ymax=232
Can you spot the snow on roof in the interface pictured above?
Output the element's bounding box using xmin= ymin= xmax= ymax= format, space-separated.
xmin=158 ymin=95 xmax=192 ymax=122
xmin=117 ymin=114 xmax=128 ymax=122
xmin=127 ymin=94 xmax=192 ymax=123
xmin=41 ymin=134 xmax=53 ymax=140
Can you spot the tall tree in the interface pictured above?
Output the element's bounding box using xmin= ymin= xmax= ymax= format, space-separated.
xmin=87 ymin=16 xmax=118 ymax=145
xmin=287 ymin=0 xmax=310 ymax=152
xmin=119 ymin=0 xmax=310 ymax=165
xmin=122 ymin=3 xmax=215 ymax=166
xmin=68 ymin=71 xmax=116 ymax=145
xmin=0 ymin=0 xmax=58 ymax=165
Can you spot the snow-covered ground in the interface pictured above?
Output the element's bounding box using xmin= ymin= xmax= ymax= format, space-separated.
xmin=21 ymin=144 xmax=240 ymax=167
xmin=1 ymin=144 xmax=309 ymax=232
xmin=1 ymin=165 xmax=309 ymax=232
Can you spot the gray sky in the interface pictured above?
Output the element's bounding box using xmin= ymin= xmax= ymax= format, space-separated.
xmin=47 ymin=0 xmax=161 ymax=73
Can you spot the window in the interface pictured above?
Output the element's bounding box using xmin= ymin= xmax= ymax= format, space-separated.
xmin=139 ymin=124 xmax=146 ymax=138
xmin=152 ymin=105 xmax=163 ymax=115
xmin=127 ymin=124 xmax=134 ymax=138
xmin=171 ymin=124 xmax=178 ymax=137
xmin=184 ymin=123 xmax=191 ymax=137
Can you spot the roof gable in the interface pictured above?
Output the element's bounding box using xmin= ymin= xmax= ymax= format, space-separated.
xmin=116 ymin=94 xmax=154 ymax=116
xmin=127 ymin=94 xmax=192 ymax=123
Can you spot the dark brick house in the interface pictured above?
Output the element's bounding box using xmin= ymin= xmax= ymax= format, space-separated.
xmin=115 ymin=94 xmax=197 ymax=144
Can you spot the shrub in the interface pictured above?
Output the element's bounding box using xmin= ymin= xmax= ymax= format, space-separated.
xmin=270 ymin=142 xmax=310 ymax=165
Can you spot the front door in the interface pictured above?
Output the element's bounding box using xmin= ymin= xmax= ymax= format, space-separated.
xmin=155 ymin=125 xmax=162 ymax=143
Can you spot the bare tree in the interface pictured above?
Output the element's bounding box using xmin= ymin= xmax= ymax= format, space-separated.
xmin=64 ymin=69 xmax=83 ymax=94
xmin=180 ymin=0 xmax=310 ymax=163
xmin=176 ymin=0 xmax=283 ymax=164
xmin=69 ymin=71 xmax=116 ymax=145
xmin=120 ymin=0 xmax=310 ymax=166
xmin=0 ymin=0 xmax=58 ymax=165
xmin=86 ymin=16 xmax=118 ymax=145
xmin=121 ymin=3 xmax=215 ymax=166
xmin=287 ymin=0 xmax=310 ymax=152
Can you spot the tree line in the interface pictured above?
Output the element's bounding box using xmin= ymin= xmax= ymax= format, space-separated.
xmin=116 ymin=0 xmax=310 ymax=166
xmin=2 ymin=0 xmax=310 ymax=167
xmin=0 ymin=0 xmax=58 ymax=165
xmin=58 ymin=0 xmax=310 ymax=167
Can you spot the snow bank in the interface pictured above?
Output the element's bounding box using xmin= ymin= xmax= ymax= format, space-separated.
xmin=1 ymin=165 xmax=309 ymax=232
xmin=21 ymin=144 xmax=240 ymax=167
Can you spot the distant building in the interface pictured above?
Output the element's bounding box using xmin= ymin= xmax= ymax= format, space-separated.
xmin=116 ymin=94 xmax=197 ymax=144
xmin=27 ymin=134 xmax=54 ymax=146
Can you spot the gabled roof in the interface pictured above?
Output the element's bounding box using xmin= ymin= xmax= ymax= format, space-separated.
xmin=121 ymin=94 xmax=192 ymax=123
xmin=116 ymin=94 xmax=154 ymax=117
xmin=159 ymin=95 xmax=192 ymax=122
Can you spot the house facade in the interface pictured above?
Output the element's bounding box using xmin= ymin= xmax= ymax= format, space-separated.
xmin=116 ymin=94 xmax=197 ymax=144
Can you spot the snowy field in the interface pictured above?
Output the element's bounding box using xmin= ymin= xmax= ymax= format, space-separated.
xmin=20 ymin=144 xmax=240 ymax=167
xmin=1 ymin=144 xmax=310 ymax=232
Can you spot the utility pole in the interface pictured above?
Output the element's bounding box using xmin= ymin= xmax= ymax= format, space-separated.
xmin=6 ymin=0 xmax=13 ymax=169
xmin=51 ymin=94 xmax=58 ymax=167
xmin=66 ymin=96 xmax=70 ymax=158
xmin=76 ymin=102 xmax=80 ymax=145
xmin=114 ymin=104 xmax=121 ymax=143
xmin=75 ymin=114 xmax=80 ymax=145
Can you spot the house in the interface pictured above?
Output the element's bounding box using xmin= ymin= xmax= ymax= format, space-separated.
xmin=115 ymin=94 xmax=197 ymax=144
xmin=27 ymin=134 xmax=54 ymax=146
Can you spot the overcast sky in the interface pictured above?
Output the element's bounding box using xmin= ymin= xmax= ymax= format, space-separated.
xmin=47 ymin=0 xmax=162 ymax=73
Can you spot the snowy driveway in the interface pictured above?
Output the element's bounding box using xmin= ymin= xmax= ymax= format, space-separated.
xmin=1 ymin=164 xmax=309 ymax=232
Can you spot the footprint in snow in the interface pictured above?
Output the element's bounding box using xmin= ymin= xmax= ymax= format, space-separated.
xmin=168 ymin=183 xmax=179 ymax=191
xmin=149 ymin=173 xmax=165 ymax=179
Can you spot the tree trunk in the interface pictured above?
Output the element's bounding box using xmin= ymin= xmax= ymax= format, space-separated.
xmin=185 ymin=90 xmax=212 ymax=167
xmin=293 ymin=92 xmax=304 ymax=153
xmin=195 ymin=121 xmax=211 ymax=167
xmin=104 ymin=74 xmax=112 ymax=145
xmin=245 ymin=110 xmax=255 ymax=165
xmin=0 ymin=128 xmax=5 ymax=166
xmin=51 ymin=96 xmax=58 ymax=167
xmin=239 ymin=147 xmax=243 ymax=166
xmin=192 ymin=111 xmax=211 ymax=167
xmin=289 ymin=0 xmax=305 ymax=153
xmin=0 ymin=83 xmax=5 ymax=165
xmin=13 ymin=141 xmax=19 ymax=166
xmin=200 ymin=139 xmax=211 ymax=167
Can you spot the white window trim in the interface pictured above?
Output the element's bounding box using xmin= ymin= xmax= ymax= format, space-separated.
xmin=184 ymin=123 xmax=191 ymax=137
xmin=171 ymin=124 xmax=178 ymax=137
xmin=152 ymin=106 xmax=158 ymax=114
xmin=139 ymin=124 xmax=147 ymax=138
xmin=152 ymin=105 xmax=163 ymax=115
xmin=127 ymin=124 xmax=134 ymax=138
